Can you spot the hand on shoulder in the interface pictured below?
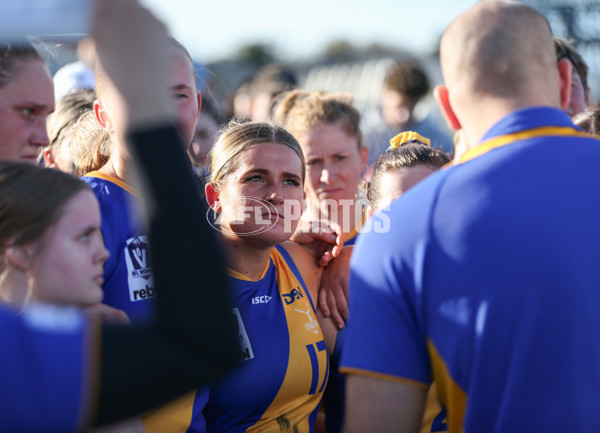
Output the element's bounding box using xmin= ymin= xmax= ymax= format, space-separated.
xmin=289 ymin=219 xmax=344 ymax=267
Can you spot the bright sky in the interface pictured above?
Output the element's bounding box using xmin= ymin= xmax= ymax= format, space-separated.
xmin=140 ymin=0 xmax=479 ymax=63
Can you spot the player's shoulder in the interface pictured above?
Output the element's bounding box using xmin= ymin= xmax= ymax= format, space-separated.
xmin=277 ymin=242 xmax=322 ymax=300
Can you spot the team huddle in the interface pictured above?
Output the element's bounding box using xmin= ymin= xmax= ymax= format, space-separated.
xmin=1 ymin=1 xmax=600 ymax=433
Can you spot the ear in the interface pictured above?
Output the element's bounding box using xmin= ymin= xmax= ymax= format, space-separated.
xmin=94 ymin=99 xmax=114 ymax=133
xmin=5 ymin=245 xmax=32 ymax=271
xmin=359 ymin=145 xmax=369 ymax=173
xmin=205 ymin=182 xmax=221 ymax=212
xmin=557 ymin=58 xmax=572 ymax=111
xmin=42 ymin=147 xmax=56 ymax=168
xmin=433 ymin=85 xmax=461 ymax=131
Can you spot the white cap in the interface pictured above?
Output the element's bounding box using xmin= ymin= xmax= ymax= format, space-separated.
xmin=53 ymin=61 xmax=95 ymax=101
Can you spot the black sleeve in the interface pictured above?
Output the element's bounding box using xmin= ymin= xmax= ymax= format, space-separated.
xmin=94 ymin=125 xmax=238 ymax=425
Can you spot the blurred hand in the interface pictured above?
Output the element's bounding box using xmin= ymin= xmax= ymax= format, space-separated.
xmin=90 ymin=0 xmax=174 ymax=127
xmin=84 ymin=303 xmax=131 ymax=325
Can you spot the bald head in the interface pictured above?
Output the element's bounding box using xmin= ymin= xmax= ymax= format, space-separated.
xmin=440 ymin=1 xmax=558 ymax=103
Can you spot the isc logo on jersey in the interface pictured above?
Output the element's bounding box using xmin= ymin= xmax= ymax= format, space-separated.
xmin=233 ymin=308 xmax=254 ymax=361
xmin=124 ymin=236 xmax=156 ymax=302
xmin=251 ymin=295 xmax=272 ymax=304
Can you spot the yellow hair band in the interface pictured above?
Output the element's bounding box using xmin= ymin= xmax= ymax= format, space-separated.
xmin=389 ymin=131 xmax=431 ymax=148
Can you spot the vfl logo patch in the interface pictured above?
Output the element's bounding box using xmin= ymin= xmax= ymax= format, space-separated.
xmin=126 ymin=237 xmax=150 ymax=277
xmin=124 ymin=236 xmax=155 ymax=302
xmin=282 ymin=287 xmax=303 ymax=305
xmin=233 ymin=308 xmax=254 ymax=361
xmin=294 ymin=301 xmax=319 ymax=335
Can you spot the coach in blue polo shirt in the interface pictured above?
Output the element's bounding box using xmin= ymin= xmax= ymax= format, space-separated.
xmin=341 ymin=1 xmax=600 ymax=432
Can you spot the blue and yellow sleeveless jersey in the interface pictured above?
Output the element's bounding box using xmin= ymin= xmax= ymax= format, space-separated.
xmin=0 ymin=304 xmax=93 ymax=432
xmin=83 ymin=172 xmax=211 ymax=433
xmin=340 ymin=107 xmax=600 ymax=432
xmin=203 ymin=244 xmax=328 ymax=433
xmin=82 ymin=172 xmax=155 ymax=322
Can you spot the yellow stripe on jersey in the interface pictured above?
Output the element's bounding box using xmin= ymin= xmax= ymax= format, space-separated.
xmin=247 ymin=249 xmax=328 ymax=432
xmin=85 ymin=171 xmax=138 ymax=197
xmin=427 ymin=339 xmax=466 ymax=433
xmin=457 ymin=126 xmax=592 ymax=165
xmin=141 ymin=391 xmax=196 ymax=433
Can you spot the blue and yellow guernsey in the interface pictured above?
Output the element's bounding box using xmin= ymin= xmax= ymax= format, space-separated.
xmin=341 ymin=107 xmax=600 ymax=432
xmin=82 ymin=172 xmax=155 ymax=323
xmin=84 ymin=172 xmax=212 ymax=433
xmin=142 ymin=244 xmax=327 ymax=433
xmin=204 ymin=244 xmax=328 ymax=433
xmin=0 ymin=304 xmax=93 ymax=432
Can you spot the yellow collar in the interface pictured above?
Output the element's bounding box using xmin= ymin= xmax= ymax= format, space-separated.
xmin=457 ymin=126 xmax=591 ymax=165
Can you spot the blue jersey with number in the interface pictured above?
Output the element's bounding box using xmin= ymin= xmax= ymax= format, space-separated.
xmin=82 ymin=172 xmax=155 ymax=322
xmin=0 ymin=304 xmax=93 ymax=432
xmin=341 ymin=107 xmax=600 ymax=432
xmin=203 ymin=244 xmax=328 ymax=433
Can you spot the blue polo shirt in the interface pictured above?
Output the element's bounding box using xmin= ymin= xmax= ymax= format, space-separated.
xmin=341 ymin=107 xmax=600 ymax=432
